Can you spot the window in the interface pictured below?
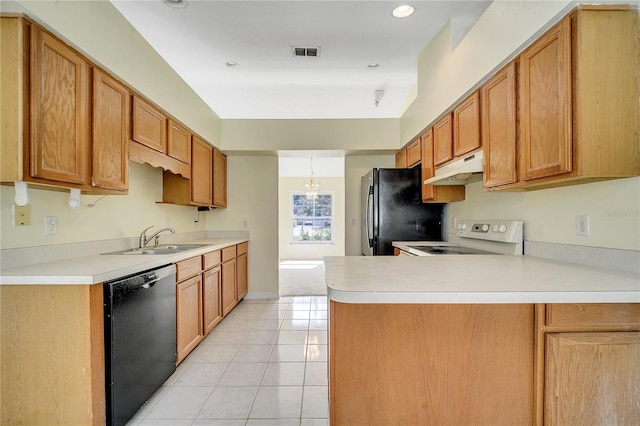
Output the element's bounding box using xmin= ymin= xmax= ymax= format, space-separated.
xmin=291 ymin=192 xmax=333 ymax=242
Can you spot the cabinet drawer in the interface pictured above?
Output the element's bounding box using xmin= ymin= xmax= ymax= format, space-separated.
xmin=203 ymin=250 xmax=222 ymax=270
xmin=222 ymin=246 xmax=236 ymax=263
xmin=237 ymin=242 xmax=248 ymax=256
xmin=546 ymin=303 xmax=640 ymax=327
xmin=176 ymin=256 xmax=202 ymax=281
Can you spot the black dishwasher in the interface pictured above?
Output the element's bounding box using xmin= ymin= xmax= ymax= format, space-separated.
xmin=104 ymin=264 xmax=177 ymax=426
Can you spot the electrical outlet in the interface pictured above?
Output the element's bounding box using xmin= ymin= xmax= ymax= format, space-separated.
xmin=12 ymin=204 xmax=30 ymax=226
xmin=576 ymin=215 xmax=590 ymax=236
xmin=44 ymin=216 xmax=57 ymax=236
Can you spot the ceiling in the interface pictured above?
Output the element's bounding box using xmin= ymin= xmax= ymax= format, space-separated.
xmin=110 ymin=0 xmax=492 ymax=120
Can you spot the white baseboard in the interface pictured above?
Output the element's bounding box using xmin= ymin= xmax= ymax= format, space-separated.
xmin=244 ymin=292 xmax=280 ymax=300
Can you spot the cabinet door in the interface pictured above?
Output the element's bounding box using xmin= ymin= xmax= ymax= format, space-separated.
xmin=202 ymin=266 xmax=222 ymax=336
xmin=92 ymin=70 xmax=129 ymax=191
xmin=433 ymin=113 xmax=453 ymax=166
xmin=132 ymin=96 xmax=167 ymax=153
xmin=395 ymin=149 xmax=407 ymax=168
xmin=221 ymin=259 xmax=237 ymax=316
xmin=482 ymin=62 xmax=517 ymax=188
xmin=406 ymin=139 xmax=421 ymax=168
xmin=237 ymin=251 xmax=248 ymax=300
xmin=453 ymin=91 xmax=481 ymax=157
xmin=421 ymin=128 xmax=435 ymax=201
xmin=168 ymin=119 xmax=191 ymax=164
xmin=545 ymin=332 xmax=640 ymax=425
xmin=213 ymin=148 xmax=227 ymax=208
xmin=519 ymin=18 xmax=572 ymax=181
xmin=191 ymin=136 xmax=213 ymax=206
xmin=176 ymin=275 xmax=203 ymax=363
xmin=29 ymin=27 xmax=89 ymax=185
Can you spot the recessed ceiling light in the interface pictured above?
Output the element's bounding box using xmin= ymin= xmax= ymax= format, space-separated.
xmin=163 ymin=0 xmax=187 ymax=9
xmin=367 ymin=64 xmax=380 ymax=69
xmin=226 ymin=62 xmax=238 ymax=67
xmin=392 ymin=5 xmax=415 ymax=18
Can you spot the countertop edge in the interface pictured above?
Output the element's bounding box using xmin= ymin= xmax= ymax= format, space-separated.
xmin=327 ymin=288 xmax=640 ymax=304
xmin=0 ymin=238 xmax=248 ymax=285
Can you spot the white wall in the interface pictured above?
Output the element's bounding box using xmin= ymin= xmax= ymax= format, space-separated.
xmin=344 ymin=155 xmax=396 ymax=256
xmin=448 ymin=177 xmax=640 ymax=251
xmin=0 ymin=162 xmax=206 ymax=249
xmin=221 ymin=118 xmax=401 ymax=151
xmin=278 ymin=177 xmax=345 ymax=260
xmin=207 ymin=156 xmax=279 ymax=297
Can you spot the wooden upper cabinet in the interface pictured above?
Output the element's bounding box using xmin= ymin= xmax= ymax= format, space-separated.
xmin=168 ymin=119 xmax=192 ymax=164
xmin=191 ymin=136 xmax=213 ymax=206
xmin=453 ymin=91 xmax=481 ymax=157
xmin=421 ymin=129 xmax=435 ymax=201
xmin=519 ymin=18 xmax=572 ymax=181
xmin=132 ymin=96 xmax=167 ymax=153
xmin=92 ymin=70 xmax=130 ymax=191
xmin=29 ymin=26 xmax=89 ymax=185
xmin=433 ymin=113 xmax=453 ymax=166
xmin=213 ymin=148 xmax=227 ymax=208
xmin=395 ymin=149 xmax=407 ymax=168
xmin=406 ymin=139 xmax=421 ymax=168
xmin=482 ymin=62 xmax=517 ymax=188
xmin=421 ymin=127 xmax=466 ymax=203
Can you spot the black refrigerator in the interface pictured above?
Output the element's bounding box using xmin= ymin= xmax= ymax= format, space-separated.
xmin=361 ymin=168 xmax=444 ymax=255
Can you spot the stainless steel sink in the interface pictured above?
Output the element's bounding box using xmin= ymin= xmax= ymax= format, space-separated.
xmin=102 ymin=244 xmax=209 ymax=255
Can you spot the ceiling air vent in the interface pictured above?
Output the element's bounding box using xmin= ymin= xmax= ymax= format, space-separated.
xmin=292 ymin=46 xmax=320 ymax=57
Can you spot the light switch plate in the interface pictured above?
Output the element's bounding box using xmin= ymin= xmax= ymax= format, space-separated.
xmin=12 ymin=204 xmax=30 ymax=226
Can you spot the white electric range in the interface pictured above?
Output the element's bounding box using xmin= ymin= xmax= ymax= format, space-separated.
xmin=393 ymin=220 xmax=524 ymax=256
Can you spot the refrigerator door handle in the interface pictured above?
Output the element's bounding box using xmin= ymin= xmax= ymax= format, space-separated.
xmin=366 ymin=185 xmax=374 ymax=247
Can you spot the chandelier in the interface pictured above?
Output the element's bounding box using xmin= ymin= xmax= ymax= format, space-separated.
xmin=305 ymin=158 xmax=320 ymax=199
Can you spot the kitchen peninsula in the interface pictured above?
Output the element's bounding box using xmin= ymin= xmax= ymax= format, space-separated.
xmin=324 ymin=255 xmax=640 ymax=425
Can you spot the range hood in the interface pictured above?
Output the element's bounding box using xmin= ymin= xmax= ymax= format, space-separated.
xmin=424 ymin=150 xmax=483 ymax=186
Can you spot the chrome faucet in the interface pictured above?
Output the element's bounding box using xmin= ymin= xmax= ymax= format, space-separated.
xmin=139 ymin=226 xmax=175 ymax=248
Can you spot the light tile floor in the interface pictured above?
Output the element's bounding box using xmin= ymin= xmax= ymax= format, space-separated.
xmin=127 ymin=296 xmax=329 ymax=426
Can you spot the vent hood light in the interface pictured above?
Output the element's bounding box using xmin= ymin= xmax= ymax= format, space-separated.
xmin=424 ymin=150 xmax=484 ymax=186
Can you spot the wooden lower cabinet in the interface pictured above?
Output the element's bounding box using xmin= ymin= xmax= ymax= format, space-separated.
xmin=176 ymin=274 xmax=203 ymax=363
xmin=536 ymin=303 xmax=640 ymax=425
xmin=544 ymin=332 xmax=640 ymax=425
xmin=329 ymin=302 xmax=535 ymax=425
xmin=202 ymin=265 xmax=223 ymax=335
xmin=176 ymin=244 xmax=247 ymax=362
xmin=237 ymin=243 xmax=248 ymax=300
xmin=221 ymin=257 xmax=237 ymax=316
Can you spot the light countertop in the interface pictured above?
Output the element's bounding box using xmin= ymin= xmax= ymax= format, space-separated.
xmin=0 ymin=238 xmax=247 ymax=285
xmin=324 ymin=255 xmax=640 ymax=304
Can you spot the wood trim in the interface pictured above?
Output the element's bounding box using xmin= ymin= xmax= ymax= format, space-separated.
xmin=129 ymin=140 xmax=190 ymax=178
